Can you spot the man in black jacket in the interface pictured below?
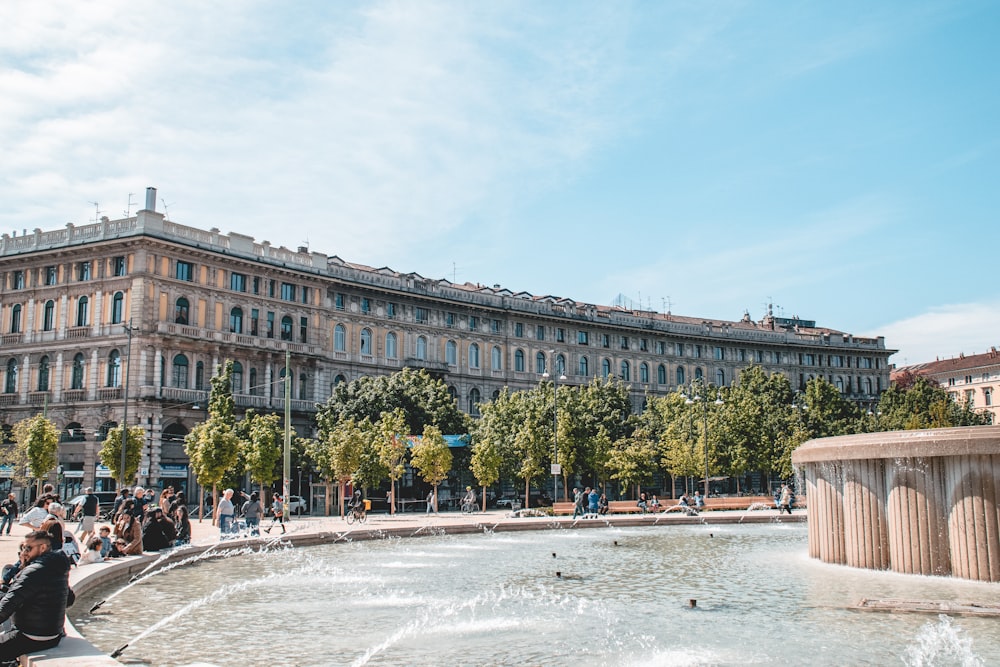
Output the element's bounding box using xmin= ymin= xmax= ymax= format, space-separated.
xmin=0 ymin=530 xmax=73 ymax=660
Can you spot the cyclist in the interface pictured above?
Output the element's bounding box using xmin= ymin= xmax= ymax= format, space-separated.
xmin=348 ymin=490 xmax=365 ymax=520
xmin=461 ymin=486 xmax=477 ymax=513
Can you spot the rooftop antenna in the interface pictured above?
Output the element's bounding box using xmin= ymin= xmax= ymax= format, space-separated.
xmin=88 ymin=201 xmax=102 ymax=224
xmin=452 ymin=262 xmax=457 ymax=283
xmin=124 ymin=192 xmax=135 ymax=219
xmin=160 ymin=198 xmax=172 ymax=220
xmin=663 ymin=297 xmax=672 ymax=315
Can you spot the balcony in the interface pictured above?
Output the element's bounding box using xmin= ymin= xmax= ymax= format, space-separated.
xmin=0 ymin=394 xmax=18 ymax=406
xmin=161 ymin=387 xmax=207 ymax=404
xmin=28 ymin=391 xmax=51 ymax=405
xmin=62 ymin=389 xmax=86 ymax=402
xmin=97 ymin=387 xmax=122 ymax=401
xmin=66 ymin=327 xmax=89 ymax=339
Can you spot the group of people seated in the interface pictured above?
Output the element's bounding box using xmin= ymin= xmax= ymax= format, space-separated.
xmin=636 ymin=491 xmax=705 ymax=514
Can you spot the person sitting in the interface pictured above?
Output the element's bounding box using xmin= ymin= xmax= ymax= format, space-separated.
xmin=349 ymin=490 xmax=364 ymax=515
xmin=462 ymin=486 xmax=477 ymax=510
xmin=649 ymin=495 xmax=661 ymax=512
xmin=142 ymin=507 xmax=177 ymax=552
xmin=114 ymin=501 xmax=143 ymax=555
xmin=98 ymin=525 xmax=113 ymax=558
xmin=173 ymin=505 xmax=192 ymax=545
xmin=78 ymin=537 xmax=104 ymax=565
xmin=694 ymin=490 xmax=705 ymax=510
xmin=637 ymin=492 xmax=649 ymax=513
xmin=597 ymin=494 xmax=609 ymax=515
xmin=106 ymin=538 xmax=128 ymax=559
xmin=678 ymin=493 xmax=690 ymax=507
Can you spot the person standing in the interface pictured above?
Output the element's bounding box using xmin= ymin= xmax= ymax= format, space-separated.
xmin=73 ymin=487 xmax=100 ymax=544
xmin=587 ymin=488 xmax=599 ymax=518
xmin=0 ymin=530 xmax=74 ymax=661
xmin=242 ymin=492 xmax=263 ymax=536
xmin=0 ymin=493 xmax=18 ymax=536
xmin=111 ymin=488 xmax=131 ymax=522
xmin=779 ymin=484 xmax=793 ymax=515
xmin=425 ymin=489 xmax=435 ymax=515
xmin=215 ymin=489 xmax=235 ymax=537
xmin=571 ymin=488 xmax=583 ymax=519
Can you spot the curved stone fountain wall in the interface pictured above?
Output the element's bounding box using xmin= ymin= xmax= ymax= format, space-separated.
xmin=792 ymin=425 xmax=1000 ymax=582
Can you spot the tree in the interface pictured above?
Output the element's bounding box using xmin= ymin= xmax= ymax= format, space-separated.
xmin=607 ymin=436 xmax=656 ymax=497
xmin=184 ymin=361 xmax=240 ymax=522
xmin=410 ymin=424 xmax=452 ymax=512
xmin=376 ymin=409 xmax=409 ymax=515
xmin=13 ymin=415 xmax=59 ymax=496
xmin=98 ymin=425 xmax=145 ymax=488
xmin=471 ymin=388 xmax=520 ymax=507
xmin=878 ymin=375 xmax=992 ymax=430
xmin=235 ymin=410 xmax=282 ymax=504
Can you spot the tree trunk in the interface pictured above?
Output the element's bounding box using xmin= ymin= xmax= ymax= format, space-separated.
xmin=480 ymin=485 xmax=486 ymax=512
xmin=211 ymin=483 xmax=218 ymax=526
xmin=524 ymin=478 xmax=530 ymax=509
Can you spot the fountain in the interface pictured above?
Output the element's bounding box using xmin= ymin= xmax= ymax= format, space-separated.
xmin=792 ymin=425 xmax=1000 ymax=582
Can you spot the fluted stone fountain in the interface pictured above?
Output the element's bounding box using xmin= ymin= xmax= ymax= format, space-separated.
xmin=792 ymin=425 xmax=1000 ymax=582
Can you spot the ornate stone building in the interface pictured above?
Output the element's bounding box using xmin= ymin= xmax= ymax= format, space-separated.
xmin=0 ymin=188 xmax=894 ymax=498
xmin=893 ymin=349 xmax=1000 ymax=424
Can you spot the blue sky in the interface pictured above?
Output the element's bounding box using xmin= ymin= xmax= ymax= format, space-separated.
xmin=2 ymin=1 xmax=998 ymax=366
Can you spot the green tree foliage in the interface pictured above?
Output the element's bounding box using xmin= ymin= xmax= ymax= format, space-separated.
xmin=800 ymin=377 xmax=862 ymax=438
xmin=316 ymin=367 xmax=468 ymax=435
xmin=877 ymin=373 xmax=991 ymax=430
xmin=185 ymin=361 xmax=240 ymax=520
xmin=353 ymin=418 xmax=388 ymax=495
xmin=607 ymin=435 xmax=656 ymax=497
xmin=410 ymin=424 xmax=452 ymax=511
xmin=98 ymin=425 xmax=145 ymax=488
xmin=235 ymin=410 xmax=282 ymax=499
xmin=376 ymin=409 xmax=409 ymax=514
xmin=576 ymin=377 xmax=634 ymax=496
xmin=642 ymin=391 xmax=695 ymax=496
xmin=13 ymin=414 xmax=59 ymax=495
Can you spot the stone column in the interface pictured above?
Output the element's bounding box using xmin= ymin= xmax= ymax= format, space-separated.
xmin=810 ymin=462 xmax=846 ymax=564
xmin=945 ymin=455 xmax=1000 ymax=582
xmin=842 ymin=458 xmax=890 ymax=570
xmin=886 ymin=457 xmax=951 ymax=577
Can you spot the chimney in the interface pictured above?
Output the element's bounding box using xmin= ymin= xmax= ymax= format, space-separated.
xmin=144 ymin=187 xmax=157 ymax=211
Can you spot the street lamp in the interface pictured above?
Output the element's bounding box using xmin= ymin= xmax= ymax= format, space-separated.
xmin=686 ymin=384 xmax=724 ymax=498
xmin=119 ymin=319 xmax=139 ymax=491
xmin=541 ymin=353 xmax=566 ymax=502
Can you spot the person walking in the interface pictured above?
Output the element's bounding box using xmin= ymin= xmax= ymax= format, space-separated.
xmin=73 ymin=487 xmax=100 ymax=544
xmin=425 ymin=489 xmax=435 ymax=515
xmin=0 ymin=493 xmax=18 ymax=536
xmin=571 ymin=488 xmax=583 ymax=519
xmin=0 ymin=530 xmax=75 ymax=661
xmin=264 ymin=495 xmax=286 ymax=534
xmin=779 ymin=484 xmax=794 ymax=515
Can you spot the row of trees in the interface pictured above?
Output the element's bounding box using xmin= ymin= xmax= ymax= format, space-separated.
xmin=2 ymin=362 xmax=991 ymax=513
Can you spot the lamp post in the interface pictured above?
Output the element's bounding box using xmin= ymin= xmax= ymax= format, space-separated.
xmin=686 ymin=384 xmax=723 ymax=499
xmin=541 ymin=353 xmax=566 ymax=501
xmin=119 ymin=319 xmax=139 ymax=491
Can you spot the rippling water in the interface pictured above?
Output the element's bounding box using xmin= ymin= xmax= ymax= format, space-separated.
xmin=72 ymin=523 xmax=1000 ymax=666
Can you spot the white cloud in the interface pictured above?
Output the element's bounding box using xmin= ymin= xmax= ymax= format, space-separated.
xmin=870 ymin=301 xmax=1000 ymax=367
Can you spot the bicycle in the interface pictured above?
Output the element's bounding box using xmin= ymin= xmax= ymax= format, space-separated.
xmin=461 ymin=500 xmax=478 ymax=514
xmin=345 ymin=506 xmax=367 ymax=524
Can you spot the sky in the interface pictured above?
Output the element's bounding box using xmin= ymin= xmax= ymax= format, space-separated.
xmin=2 ymin=1 xmax=998 ymax=367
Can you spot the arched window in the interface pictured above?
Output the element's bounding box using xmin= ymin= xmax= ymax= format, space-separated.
xmin=230 ymin=307 xmax=243 ymax=334
xmin=447 ymin=386 xmax=458 ymax=403
xmin=620 ymin=361 xmax=630 ymax=381
xmin=658 ymin=364 xmax=667 ymax=385
xmin=468 ymin=388 xmax=481 ymax=416
xmin=491 ymin=346 xmax=502 ymax=371
xmin=360 ymin=328 xmax=372 ymax=354
xmin=556 ymin=354 xmax=566 ymax=374
xmin=174 ymin=297 xmax=189 ymax=325
xmin=835 ymin=376 xmax=844 ymax=392
xmin=695 ymin=367 xmax=703 ymax=381
xmin=416 ymin=336 xmax=427 ymax=360
xmin=640 ymin=362 xmax=649 ymax=383
xmin=43 ymin=301 xmax=55 ymax=331
xmin=716 ymin=369 xmax=725 ymax=386
xmin=10 ymin=305 xmax=21 ymax=334
xmin=536 ymin=352 xmax=546 ymax=374
xmin=386 ymin=332 xmax=398 ymax=359
xmin=602 ymin=359 xmax=611 ymax=378
xmin=579 ymin=356 xmax=589 ymax=377
xmin=172 ymin=354 xmax=189 ymax=388
xmin=4 ymin=359 xmax=16 ymax=393
xmin=446 ymin=340 xmax=457 ymax=366
xmin=71 ymin=353 xmax=85 ymax=390
xmin=514 ymin=349 xmax=525 ymax=372
xmin=278 ymin=368 xmax=292 ymax=398
xmin=37 ymin=356 xmax=50 ymax=391
xmin=249 ymin=368 xmax=258 ymax=394
xmin=492 ymin=389 xmax=501 ymax=401
xmin=107 ymin=350 xmax=121 ymax=387
xmin=334 ymin=374 xmax=347 ymax=385
xmin=195 ymin=361 xmax=205 ymax=390
xmin=111 ymin=292 xmax=124 ymax=324
xmin=280 ymin=316 xmax=293 ymax=341
xmin=676 ymin=366 xmax=685 ymax=385
xmin=864 ymin=378 xmax=873 ymax=394
xmin=75 ymin=297 xmax=88 ymax=327
xmin=469 ymin=343 xmax=480 ymax=369
xmin=232 ymin=362 xmax=244 ymax=393
xmin=334 ymin=324 xmax=346 ymax=352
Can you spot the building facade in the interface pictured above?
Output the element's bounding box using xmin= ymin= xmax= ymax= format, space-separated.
xmin=893 ymin=349 xmax=1000 ymax=424
xmin=0 ymin=189 xmax=894 ymax=498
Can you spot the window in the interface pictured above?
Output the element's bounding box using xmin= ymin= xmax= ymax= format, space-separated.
xmin=515 ymin=323 xmax=524 ymax=338
xmin=469 ymin=388 xmax=481 ymax=416
xmin=230 ymin=273 xmax=246 ymax=292
xmin=9 ymin=304 xmax=21 ymax=333
xmin=172 ymin=354 xmax=189 ymax=388
xmin=557 ymin=328 xmax=565 ymax=343
xmin=492 ymin=346 xmax=502 ymax=371
xmin=714 ymin=346 xmax=724 ymax=360
xmin=602 ymin=359 xmax=611 ymax=378
xmin=416 ymin=336 xmax=427 ymax=360
xmin=446 ymin=312 xmax=456 ymax=328
xmin=694 ymin=367 xmax=703 ymax=381
xmin=175 ymin=261 xmax=193 ymax=281
xmin=861 ymin=357 xmax=873 ymax=369
xmin=42 ymin=301 xmax=55 ymax=331
xmin=301 ymin=287 xmax=310 ymax=305
xmin=536 ymin=326 xmax=545 ymax=341
xmin=252 ymin=277 xmax=261 ymax=295
xmin=45 ymin=266 xmax=57 ymax=285
xmin=964 ymin=375 xmax=973 ymax=384
xmin=675 ymin=343 xmax=684 ymax=356
xmin=801 ymin=354 xmax=815 ymax=366
xmin=300 ymin=316 xmax=308 ymax=343
xmin=268 ymin=280 xmax=275 ymax=298
xmin=360 ymin=328 xmax=372 ymax=354
xmin=655 ymin=341 xmax=665 ymax=355
xmin=602 ymin=334 xmax=610 ymax=348
xmin=716 ymin=369 xmax=725 ymax=386
xmin=515 ymin=349 xmax=525 ymax=372
xmin=195 ymin=361 xmax=205 ymax=391
xmin=37 ymin=356 xmax=49 ymax=391
xmin=280 ymin=316 xmax=293 ymax=341
xmin=469 ymin=343 xmax=480 ymax=369
xmin=113 ymin=256 xmax=126 ymax=276
xmin=232 ymin=362 xmax=243 ymax=393
xmin=755 ymin=350 xmax=764 ymax=363
xmin=415 ymin=308 xmax=427 ymax=323
xmin=446 ymin=340 xmax=457 ymax=366
xmin=266 ymin=312 xmax=275 ymax=338
xmin=75 ymin=297 xmax=88 ymax=327
xmin=948 ymin=378 xmax=956 ymax=387
xmin=334 ymin=324 xmax=346 ymax=351
xmin=640 ymin=363 xmax=649 ymax=383
xmin=676 ymin=366 xmax=685 ymax=385
xmin=250 ymin=309 xmax=259 ymax=336
xmin=71 ymin=354 xmax=85 ymax=390
xmin=965 ymin=389 xmax=975 ymax=406
xmin=174 ymin=298 xmax=189 ymax=325
xmin=469 ymin=316 xmax=478 ymax=332
xmin=12 ymin=271 xmax=24 ymax=289
xmin=230 ymin=308 xmax=243 ymax=334
xmin=77 ymin=262 xmax=91 ymax=281
xmin=281 ymin=283 xmax=296 ymax=301
xmin=640 ymin=338 xmax=648 ymax=352
xmin=694 ymin=345 xmax=702 ymax=359
xmin=556 ymin=354 xmax=566 ymax=374
xmin=249 ymin=368 xmax=258 ymax=394
xmin=536 ymin=352 xmax=546 ymax=374
xmin=361 ymin=298 xmax=370 ymax=314
xmin=492 ymin=319 xmax=502 ymax=334
xmin=386 ymin=332 xmax=398 ymax=359
xmin=386 ymin=302 xmax=396 ymax=319
xmin=620 ymin=361 xmax=630 ymax=381
xmin=111 ymin=292 xmax=124 ymax=324
xmin=4 ymin=359 xmax=16 ymax=393
xmin=577 ymin=331 xmax=589 ymax=345
xmin=107 ymin=350 xmax=121 ymax=387
xmin=335 ymin=293 xmax=345 ymax=311
xmin=579 ymin=356 xmax=589 ymax=377
xmin=657 ymin=364 xmax=666 ymax=385
xmin=985 ymin=388 xmax=993 ymax=407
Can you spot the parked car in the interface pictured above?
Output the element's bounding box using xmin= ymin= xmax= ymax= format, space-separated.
xmin=285 ymin=495 xmax=308 ymax=515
